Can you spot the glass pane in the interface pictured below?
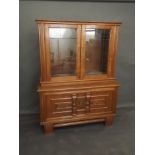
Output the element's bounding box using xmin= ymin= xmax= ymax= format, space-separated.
xmin=49 ymin=28 xmax=77 ymax=77
xmin=85 ymin=28 xmax=110 ymax=75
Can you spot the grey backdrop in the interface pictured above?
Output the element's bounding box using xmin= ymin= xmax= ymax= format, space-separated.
xmin=19 ymin=1 xmax=135 ymax=114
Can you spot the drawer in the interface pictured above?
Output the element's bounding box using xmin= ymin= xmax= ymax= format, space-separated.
xmin=90 ymin=91 xmax=112 ymax=113
xmin=44 ymin=88 xmax=115 ymax=118
xmin=46 ymin=93 xmax=73 ymax=118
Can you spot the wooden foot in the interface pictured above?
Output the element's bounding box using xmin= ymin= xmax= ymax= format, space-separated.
xmin=105 ymin=116 xmax=114 ymax=126
xmin=43 ymin=124 xmax=54 ymax=134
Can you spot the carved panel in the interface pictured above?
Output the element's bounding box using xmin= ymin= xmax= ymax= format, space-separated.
xmin=46 ymin=94 xmax=72 ymax=117
xmin=44 ymin=89 xmax=115 ymax=118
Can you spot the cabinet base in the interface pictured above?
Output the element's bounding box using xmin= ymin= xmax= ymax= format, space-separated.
xmin=43 ymin=124 xmax=54 ymax=134
xmin=105 ymin=116 xmax=114 ymax=126
xmin=42 ymin=116 xmax=115 ymax=134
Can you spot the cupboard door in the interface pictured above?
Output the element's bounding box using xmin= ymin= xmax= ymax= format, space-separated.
xmin=81 ymin=25 xmax=117 ymax=79
xmin=46 ymin=93 xmax=73 ymax=118
xmin=43 ymin=88 xmax=116 ymax=119
xmin=45 ymin=24 xmax=81 ymax=81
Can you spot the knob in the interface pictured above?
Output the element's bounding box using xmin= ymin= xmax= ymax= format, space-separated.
xmin=86 ymin=58 xmax=90 ymax=62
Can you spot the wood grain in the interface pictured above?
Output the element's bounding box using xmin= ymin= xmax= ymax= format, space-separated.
xmin=36 ymin=20 xmax=121 ymax=134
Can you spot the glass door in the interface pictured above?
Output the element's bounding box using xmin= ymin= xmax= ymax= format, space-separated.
xmin=45 ymin=24 xmax=81 ymax=81
xmin=81 ymin=25 xmax=115 ymax=79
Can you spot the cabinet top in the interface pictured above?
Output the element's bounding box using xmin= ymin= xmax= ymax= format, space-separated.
xmin=36 ymin=19 xmax=122 ymax=26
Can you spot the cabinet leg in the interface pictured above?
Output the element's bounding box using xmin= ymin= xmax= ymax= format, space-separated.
xmin=105 ymin=116 xmax=114 ymax=126
xmin=43 ymin=124 xmax=54 ymax=134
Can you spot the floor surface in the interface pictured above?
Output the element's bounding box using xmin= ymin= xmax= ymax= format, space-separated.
xmin=20 ymin=106 xmax=135 ymax=155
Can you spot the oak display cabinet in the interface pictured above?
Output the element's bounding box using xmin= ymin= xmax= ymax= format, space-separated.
xmin=36 ymin=19 xmax=121 ymax=134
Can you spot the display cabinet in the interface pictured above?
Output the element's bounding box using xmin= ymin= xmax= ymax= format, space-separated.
xmin=36 ymin=20 xmax=121 ymax=133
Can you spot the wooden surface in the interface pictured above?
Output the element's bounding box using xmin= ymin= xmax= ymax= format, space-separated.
xmin=36 ymin=19 xmax=122 ymax=25
xmin=36 ymin=20 xmax=121 ymax=133
xmin=21 ymin=0 xmax=134 ymax=2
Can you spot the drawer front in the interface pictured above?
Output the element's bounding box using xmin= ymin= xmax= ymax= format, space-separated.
xmin=46 ymin=93 xmax=73 ymax=118
xmin=90 ymin=91 xmax=113 ymax=113
xmin=44 ymin=88 xmax=116 ymax=118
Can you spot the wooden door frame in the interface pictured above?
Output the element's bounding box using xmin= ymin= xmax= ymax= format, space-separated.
xmin=42 ymin=23 xmax=81 ymax=82
xmin=81 ymin=24 xmax=120 ymax=80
